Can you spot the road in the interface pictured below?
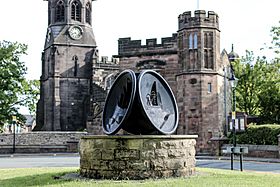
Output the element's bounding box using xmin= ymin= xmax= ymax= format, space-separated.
xmin=196 ymin=159 xmax=280 ymax=173
xmin=0 ymin=154 xmax=280 ymax=174
xmin=0 ymin=154 xmax=80 ymax=168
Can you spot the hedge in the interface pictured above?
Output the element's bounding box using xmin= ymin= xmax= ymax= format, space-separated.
xmin=229 ymin=124 xmax=280 ymax=145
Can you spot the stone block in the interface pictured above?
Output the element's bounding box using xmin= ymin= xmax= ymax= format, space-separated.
xmin=102 ymin=139 xmax=119 ymax=149
xmin=150 ymin=159 xmax=166 ymax=170
xmin=185 ymin=157 xmax=196 ymax=167
xmin=91 ymin=149 xmax=102 ymax=160
xmin=127 ymin=161 xmax=148 ymax=170
xmin=80 ymin=159 xmax=89 ymax=169
xmin=115 ymin=139 xmax=128 ymax=149
xmin=93 ymin=139 xmax=104 ymax=148
xmin=158 ymin=140 xmax=180 ymax=149
xmin=127 ymin=139 xmax=143 ymax=149
xmin=141 ymin=171 xmax=153 ymax=179
xmin=99 ymin=160 xmax=110 ymax=170
xmin=166 ymin=159 xmax=186 ymax=170
xmin=95 ymin=170 xmax=116 ymax=179
xmin=143 ymin=140 xmax=157 ymax=149
xmin=114 ymin=149 xmax=140 ymax=160
xmin=108 ymin=160 xmax=126 ymax=170
xmin=172 ymin=168 xmax=193 ymax=177
xmin=161 ymin=170 xmax=174 ymax=178
xmin=141 ymin=150 xmax=155 ymax=159
xmin=101 ymin=149 xmax=114 ymax=160
xmin=187 ymin=146 xmax=196 ymax=157
xmin=89 ymin=160 xmax=101 ymax=170
xmin=168 ymin=149 xmax=186 ymax=158
xmin=154 ymin=149 xmax=168 ymax=158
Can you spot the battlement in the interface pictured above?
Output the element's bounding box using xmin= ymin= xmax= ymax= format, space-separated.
xmin=178 ymin=10 xmax=219 ymax=30
xmin=97 ymin=56 xmax=119 ymax=64
xmin=117 ymin=34 xmax=177 ymax=57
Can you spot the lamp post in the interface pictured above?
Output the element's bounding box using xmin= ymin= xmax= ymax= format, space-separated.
xmin=229 ymin=74 xmax=238 ymax=146
xmin=12 ymin=116 xmax=16 ymax=154
xmin=229 ymin=73 xmax=238 ymax=170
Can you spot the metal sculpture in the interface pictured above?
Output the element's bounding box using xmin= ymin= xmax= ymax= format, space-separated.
xmin=102 ymin=69 xmax=178 ymax=135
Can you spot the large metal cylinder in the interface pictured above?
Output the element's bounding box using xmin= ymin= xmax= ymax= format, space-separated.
xmin=102 ymin=70 xmax=178 ymax=135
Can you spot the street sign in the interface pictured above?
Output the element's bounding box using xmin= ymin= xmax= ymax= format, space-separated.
xmin=224 ymin=146 xmax=249 ymax=154
xmin=12 ymin=116 xmax=16 ymax=122
xmin=232 ymin=111 xmax=236 ymax=120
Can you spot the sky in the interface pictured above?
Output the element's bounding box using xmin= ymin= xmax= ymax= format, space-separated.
xmin=0 ymin=0 xmax=279 ymax=80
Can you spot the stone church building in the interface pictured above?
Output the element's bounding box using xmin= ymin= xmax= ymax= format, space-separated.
xmin=36 ymin=0 xmax=234 ymax=153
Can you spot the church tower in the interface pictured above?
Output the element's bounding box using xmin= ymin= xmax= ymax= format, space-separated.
xmin=176 ymin=10 xmax=227 ymax=153
xmin=36 ymin=0 xmax=98 ymax=131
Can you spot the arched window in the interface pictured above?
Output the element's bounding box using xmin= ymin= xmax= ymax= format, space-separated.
xmin=194 ymin=33 xmax=198 ymax=49
xmin=104 ymin=73 xmax=116 ymax=92
xmin=204 ymin=33 xmax=208 ymax=48
xmin=55 ymin=0 xmax=65 ymax=22
xmin=86 ymin=2 xmax=91 ymax=24
xmin=203 ymin=32 xmax=214 ymax=69
xmin=204 ymin=50 xmax=209 ymax=68
xmin=189 ymin=34 xmax=193 ymax=49
xmin=71 ymin=0 xmax=81 ymax=22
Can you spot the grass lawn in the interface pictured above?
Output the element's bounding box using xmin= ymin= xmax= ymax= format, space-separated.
xmin=0 ymin=167 xmax=279 ymax=187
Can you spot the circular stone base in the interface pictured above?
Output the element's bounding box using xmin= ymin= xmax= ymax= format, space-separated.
xmin=79 ymin=135 xmax=197 ymax=180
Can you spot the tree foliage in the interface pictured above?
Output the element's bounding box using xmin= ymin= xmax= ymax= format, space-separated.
xmin=232 ymin=51 xmax=263 ymax=115
xmin=258 ymin=60 xmax=280 ymax=123
xmin=0 ymin=41 xmax=39 ymax=131
xmin=258 ymin=22 xmax=280 ymax=123
xmin=230 ymin=124 xmax=280 ymax=145
xmin=232 ymin=22 xmax=280 ymax=123
xmin=270 ymin=21 xmax=280 ymax=55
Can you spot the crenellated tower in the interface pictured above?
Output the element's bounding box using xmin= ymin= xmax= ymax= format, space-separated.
xmin=176 ymin=10 xmax=227 ymax=153
xmin=36 ymin=0 xmax=98 ymax=131
xmin=177 ymin=10 xmax=220 ymax=72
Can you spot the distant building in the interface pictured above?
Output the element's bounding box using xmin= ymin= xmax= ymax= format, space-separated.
xmin=3 ymin=115 xmax=36 ymax=133
xmin=35 ymin=0 xmax=118 ymax=132
xmin=115 ymin=10 xmax=233 ymax=153
xmin=36 ymin=1 xmax=235 ymax=153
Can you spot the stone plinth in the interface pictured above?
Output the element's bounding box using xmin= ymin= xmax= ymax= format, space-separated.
xmin=80 ymin=135 xmax=198 ymax=180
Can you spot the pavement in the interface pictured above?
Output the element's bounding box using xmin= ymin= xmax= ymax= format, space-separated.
xmin=196 ymin=155 xmax=280 ymax=163
xmin=0 ymin=152 xmax=79 ymax=158
xmin=0 ymin=153 xmax=280 ymax=173
xmin=0 ymin=153 xmax=279 ymax=163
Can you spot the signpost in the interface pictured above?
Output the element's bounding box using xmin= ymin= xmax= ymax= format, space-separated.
xmin=224 ymin=146 xmax=248 ymax=171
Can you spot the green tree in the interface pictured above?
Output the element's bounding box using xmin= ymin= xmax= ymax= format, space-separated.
xmin=258 ymin=21 xmax=280 ymax=123
xmin=232 ymin=51 xmax=265 ymax=115
xmin=258 ymin=60 xmax=280 ymax=123
xmin=270 ymin=21 xmax=280 ymax=56
xmin=233 ymin=22 xmax=280 ymax=123
xmin=0 ymin=41 xmax=39 ymax=131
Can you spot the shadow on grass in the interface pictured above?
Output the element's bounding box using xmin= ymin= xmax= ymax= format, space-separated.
xmin=0 ymin=171 xmax=73 ymax=187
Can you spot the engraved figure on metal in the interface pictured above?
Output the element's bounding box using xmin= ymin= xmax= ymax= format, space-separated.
xmin=102 ymin=69 xmax=178 ymax=135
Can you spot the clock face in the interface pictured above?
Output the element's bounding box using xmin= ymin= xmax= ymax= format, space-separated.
xmin=69 ymin=26 xmax=83 ymax=40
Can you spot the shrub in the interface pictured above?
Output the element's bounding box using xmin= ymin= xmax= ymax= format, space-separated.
xmin=229 ymin=124 xmax=280 ymax=145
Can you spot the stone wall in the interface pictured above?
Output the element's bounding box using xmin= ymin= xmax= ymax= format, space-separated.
xmin=80 ymin=135 xmax=197 ymax=180
xmin=92 ymin=60 xmax=119 ymax=90
xmin=176 ymin=73 xmax=226 ymax=153
xmin=222 ymin=144 xmax=279 ymax=158
xmin=115 ymin=34 xmax=179 ymax=93
xmin=279 ymin=134 xmax=280 ymax=157
xmin=0 ymin=132 xmax=87 ymax=154
xmin=86 ymin=83 xmax=106 ymax=135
